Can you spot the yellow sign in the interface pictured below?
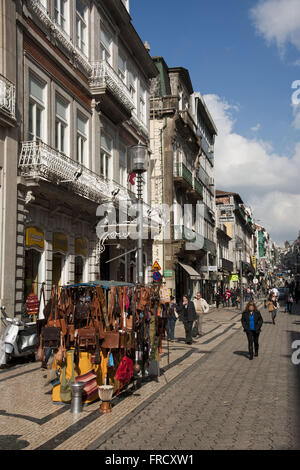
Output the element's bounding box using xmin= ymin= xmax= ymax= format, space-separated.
xmin=152 ymin=260 xmax=161 ymax=271
xmin=53 ymin=233 xmax=68 ymax=253
xmin=75 ymin=238 xmax=88 ymax=257
xmin=26 ymin=227 xmax=44 ymax=249
xmin=251 ymin=256 xmax=257 ymax=268
xmin=230 ymin=274 xmax=239 ymax=282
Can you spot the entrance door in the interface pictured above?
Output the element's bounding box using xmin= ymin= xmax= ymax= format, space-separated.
xmin=75 ymin=256 xmax=84 ymax=284
xmin=24 ymin=249 xmax=41 ymax=299
xmin=53 ymin=254 xmax=64 ymax=287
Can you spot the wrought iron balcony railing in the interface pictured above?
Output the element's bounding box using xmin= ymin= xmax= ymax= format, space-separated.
xmin=18 ymin=141 xmax=135 ymax=205
xmin=174 ymin=162 xmax=203 ymax=198
xmin=89 ymin=61 xmax=135 ymax=114
xmin=0 ymin=74 xmax=16 ymax=119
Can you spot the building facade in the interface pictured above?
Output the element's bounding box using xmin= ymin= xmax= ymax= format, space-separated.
xmin=149 ymin=57 xmax=217 ymax=302
xmin=1 ymin=0 xmax=158 ymax=317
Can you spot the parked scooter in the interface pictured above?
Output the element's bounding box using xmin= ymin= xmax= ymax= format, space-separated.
xmin=0 ymin=306 xmax=38 ymax=366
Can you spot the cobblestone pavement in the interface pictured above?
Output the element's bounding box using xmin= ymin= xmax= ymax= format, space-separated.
xmin=0 ymin=300 xmax=299 ymax=450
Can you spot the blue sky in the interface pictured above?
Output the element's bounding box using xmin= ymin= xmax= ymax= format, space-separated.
xmin=131 ymin=0 xmax=300 ymax=245
xmin=131 ymin=0 xmax=299 ymax=157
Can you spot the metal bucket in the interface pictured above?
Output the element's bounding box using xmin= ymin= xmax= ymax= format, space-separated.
xmin=70 ymin=382 xmax=85 ymax=414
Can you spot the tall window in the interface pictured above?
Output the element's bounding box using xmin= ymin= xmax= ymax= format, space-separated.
xmin=139 ymin=84 xmax=146 ymax=124
xmin=76 ymin=113 xmax=87 ymax=164
xmin=29 ymin=75 xmax=46 ymax=141
xmin=100 ymin=26 xmax=112 ymax=65
xmin=54 ymin=0 xmax=67 ymax=31
xmin=129 ymin=71 xmax=137 ymax=109
xmin=100 ymin=131 xmax=112 ymax=179
xmin=119 ymin=145 xmax=127 ymax=187
xmin=55 ymin=95 xmax=68 ymax=154
xmin=118 ymin=53 xmax=126 ymax=83
xmin=76 ymin=0 xmax=87 ymax=55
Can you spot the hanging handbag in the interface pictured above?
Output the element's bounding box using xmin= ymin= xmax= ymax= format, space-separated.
xmin=101 ymin=330 xmax=120 ymax=349
xmin=55 ymin=332 xmax=66 ymax=364
xmin=42 ymin=287 xmax=63 ymax=347
xmin=77 ymin=307 xmax=97 ymax=350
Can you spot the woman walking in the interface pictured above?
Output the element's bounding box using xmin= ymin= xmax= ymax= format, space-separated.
xmin=241 ymin=301 xmax=263 ymax=360
xmin=166 ymin=296 xmax=177 ymax=342
xmin=267 ymin=292 xmax=279 ymax=325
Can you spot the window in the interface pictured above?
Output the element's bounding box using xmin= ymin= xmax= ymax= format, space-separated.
xmin=76 ymin=113 xmax=87 ymax=164
xmin=54 ymin=0 xmax=66 ymax=31
xmin=119 ymin=145 xmax=127 ymax=187
xmin=118 ymin=53 xmax=126 ymax=83
xmin=129 ymin=71 xmax=137 ymax=108
xmin=55 ymin=95 xmax=68 ymax=154
xmin=76 ymin=0 xmax=87 ymax=55
xmin=29 ymin=75 xmax=46 ymax=141
xmin=100 ymin=131 xmax=112 ymax=179
xmin=139 ymin=84 xmax=146 ymax=124
xmin=100 ymin=26 xmax=112 ymax=64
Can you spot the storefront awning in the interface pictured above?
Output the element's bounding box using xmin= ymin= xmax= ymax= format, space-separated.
xmin=178 ymin=262 xmax=201 ymax=280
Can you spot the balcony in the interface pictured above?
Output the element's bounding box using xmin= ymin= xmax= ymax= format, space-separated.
xmin=27 ymin=0 xmax=91 ymax=75
xmin=89 ymin=61 xmax=135 ymax=124
xmin=0 ymin=74 xmax=16 ymax=126
xmin=174 ymin=162 xmax=203 ymax=199
xmin=18 ymin=141 xmax=134 ymax=205
xmin=174 ymin=225 xmax=204 ymax=251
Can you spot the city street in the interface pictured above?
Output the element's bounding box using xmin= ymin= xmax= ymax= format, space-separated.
xmin=0 ymin=300 xmax=299 ymax=450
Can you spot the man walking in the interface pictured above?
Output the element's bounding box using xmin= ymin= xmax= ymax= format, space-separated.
xmin=193 ymin=292 xmax=209 ymax=338
xmin=177 ymin=295 xmax=197 ymax=345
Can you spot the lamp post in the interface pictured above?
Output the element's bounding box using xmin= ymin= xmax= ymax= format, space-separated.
xmin=236 ymin=240 xmax=243 ymax=311
xmin=129 ymin=143 xmax=149 ymax=285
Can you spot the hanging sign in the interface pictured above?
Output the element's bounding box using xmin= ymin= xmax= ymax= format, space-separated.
xmin=53 ymin=233 xmax=68 ymax=253
xmin=26 ymin=227 xmax=44 ymax=249
xmin=75 ymin=238 xmax=88 ymax=257
xmin=152 ymin=260 xmax=161 ymax=271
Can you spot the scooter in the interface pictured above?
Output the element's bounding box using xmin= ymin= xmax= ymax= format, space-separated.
xmin=0 ymin=306 xmax=39 ymax=366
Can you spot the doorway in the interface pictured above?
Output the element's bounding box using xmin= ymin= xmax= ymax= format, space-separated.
xmin=53 ymin=254 xmax=65 ymax=287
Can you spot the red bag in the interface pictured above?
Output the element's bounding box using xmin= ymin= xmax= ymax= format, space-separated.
xmin=114 ymin=355 xmax=133 ymax=395
xmin=75 ymin=369 xmax=98 ymax=402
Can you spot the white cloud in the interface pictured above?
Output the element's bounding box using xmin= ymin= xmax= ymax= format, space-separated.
xmin=251 ymin=123 xmax=261 ymax=132
xmin=203 ymin=93 xmax=300 ymax=245
xmin=250 ymin=0 xmax=300 ymax=57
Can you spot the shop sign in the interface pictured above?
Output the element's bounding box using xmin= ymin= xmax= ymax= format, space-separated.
xmin=75 ymin=238 xmax=88 ymax=257
xmin=160 ymin=285 xmax=170 ymax=302
xmin=209 ymin=266 xmax=218 ymax=272
xmin=230 ymin=274 xmax=239 ymax=282
xmin=163 ymin=270 xmax=173 ymax=277
xmin=26 ymin=227 xmax=44 ymax=249
xmin=53 ymin=233 xmax=68 ymax=253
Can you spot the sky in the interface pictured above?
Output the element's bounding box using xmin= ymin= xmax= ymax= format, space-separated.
xmin=130 ymin=0 xmax=300 ymax=246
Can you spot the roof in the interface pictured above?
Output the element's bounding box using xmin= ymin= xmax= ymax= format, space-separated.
xmin=216 ymin=190 xmax=244 ymax=205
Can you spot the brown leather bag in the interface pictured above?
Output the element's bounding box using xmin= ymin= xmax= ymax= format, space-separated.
xmin=101 ymin=330 xmax=120 ymax=349
xmin=77 ymin=306 xmax=98 ymax=349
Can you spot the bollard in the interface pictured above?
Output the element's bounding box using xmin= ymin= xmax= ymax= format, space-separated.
xmin=70 ymin=382 xmax=85 ymax=414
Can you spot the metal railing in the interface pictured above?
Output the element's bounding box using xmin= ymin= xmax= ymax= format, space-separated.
xmin=0 ymin=74 xmax=16 ymax=119
xmin=174 ymin=162 xmax=193 ymax=187
xmin=89 ymin=61 xmax=135 ymax=113
xmin=18 ymin=140 xmax=137 ymax=205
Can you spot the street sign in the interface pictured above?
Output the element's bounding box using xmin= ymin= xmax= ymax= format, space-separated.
xmin=153 ymin=271 xmax=162 ymax=282
xmin=163 ymin=270 xmax=173 ymax=277
xmin=152 ymin=260 xmax=161 ymax=271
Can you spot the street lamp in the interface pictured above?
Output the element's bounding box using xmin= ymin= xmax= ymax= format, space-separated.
xmin=129 ymin=143 xmax=149 ymax=285
xmin=236 ymin=240 xmax=243 ymax=311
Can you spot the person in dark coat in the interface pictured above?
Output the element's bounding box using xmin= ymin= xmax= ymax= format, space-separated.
xmin=166 ymin=296 xmax=178 ymax=342
xmin=177 ymin=295 xmax=197 ymax=345
xmin=241 ymin=301 xmax=263 ymax=360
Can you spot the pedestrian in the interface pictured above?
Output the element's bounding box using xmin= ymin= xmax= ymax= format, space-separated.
xmin=284 ymin=291 xmax=289 ymax=313
xmin=267 ymin=293 xmax=279 ymax=325
xmin=241 ymin=301 xmax=263 ymax=360
xmin=177 ymin=295 xmax=197 ymax=345
xmin=166 ymin=296 xmax=178 ymax=342
xmin=287 ymin=293 xmax=294 ymax=314
xmin=230 ymin=289 xmax=237 ymax=307
xmin=224 ymin=288 xmax=231 ymax=307
xmin=215 ymin=290 xmax=222 ymax=309
xmin=193 ymin=292 xmax=209 ymax=338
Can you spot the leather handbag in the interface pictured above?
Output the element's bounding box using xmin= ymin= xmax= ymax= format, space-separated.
xmin=42 ymin=326 xmax=61 ymax=349
xmin=77 ymin=308 xmax=97 ymax=349
xmin=101 ymin=330 xmax=120 ymax=349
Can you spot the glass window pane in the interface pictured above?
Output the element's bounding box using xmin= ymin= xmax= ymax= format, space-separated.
xmin=76 ymin=0 xmax=85 ymax=18
xmin=61 ymin=125 xmax=65 ymax=152
xmin=29 ymin=102 xmax=33 ymax=139
xmin=118 ymin=54 xmax=126 ymax=73
xmin=77 ymin=114 xmax=87 ymax=135
xmin=100 ymin=28 xmax=112 ymax=51
xmin=36 ymin=106 xmax=41 ymax=138
xmin=56 ymin=96 xmax=67 ymax=121
xmin=101 ymin=132 xmax=112 ymax=152
xmin=29 ymin=76 xmax=44 ymax=103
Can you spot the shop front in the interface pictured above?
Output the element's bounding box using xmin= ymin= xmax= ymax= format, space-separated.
xmin=24 ymin=227 xmax=45 ymax=299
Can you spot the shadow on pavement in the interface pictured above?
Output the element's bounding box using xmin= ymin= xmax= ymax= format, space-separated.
xmin=233 ymin=350 xmax=249 ymax=359
xmin=289 ymin=326 xmax=300 ymax=444
xmin=0 ymin=434 xmax=30 ymax=450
